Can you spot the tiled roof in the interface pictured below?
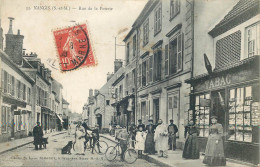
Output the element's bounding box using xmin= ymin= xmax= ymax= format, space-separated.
xmin=209 ymin=0 xmax=259 ymax=37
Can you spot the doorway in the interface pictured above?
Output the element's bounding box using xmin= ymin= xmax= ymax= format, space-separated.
xmin=153 ymin=99 xmax=159 ymax=124
xmin=96 ymin=114 xmax=102 ymax=129
xmin=211 ymin=90 xmax=226 ymax=127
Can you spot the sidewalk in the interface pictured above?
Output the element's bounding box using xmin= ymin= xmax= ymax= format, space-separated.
xmin=100 ymin=134 xmax=253 ymax=167
xmin=0 ymin=130 xmax=66 ymax=155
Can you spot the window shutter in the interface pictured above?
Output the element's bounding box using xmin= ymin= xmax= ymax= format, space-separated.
xmin=138 ymin=64 xmax=142 ymax=88
xmin=177 ymin=33 xmax=182 ymax=71
xmin=1 ymin=69 xmax=4 ymax=93
xmin=153 ymin=53 xmax=157 ymax=81
xmin=165 ymin=44 xmax=169 ymax=76
xmin=168 ymin=97 xmax=173 ymax=109
xmin=158 ymin=50 xmax=162 ymax=80
xmin=173 ymin=95 xmax=178 ymax=108
xmin=149 ymin=55 xmax=153 ymax=83
xmin=146 ymin=59 xmax=149 ymax=84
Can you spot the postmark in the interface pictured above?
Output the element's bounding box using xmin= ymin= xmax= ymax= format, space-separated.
xmin=53 ymin=23 xmax=96 ymax=71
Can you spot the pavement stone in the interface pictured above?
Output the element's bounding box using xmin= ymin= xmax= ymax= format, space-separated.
xmin=0 ymin=131 xmax=67 ymax=155
xmin=100 ymin=134 xmax=254 ymax=167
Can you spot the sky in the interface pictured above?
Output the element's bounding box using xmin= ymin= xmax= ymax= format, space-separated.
xmin=0 ymin=0 xmax=148 ymax=114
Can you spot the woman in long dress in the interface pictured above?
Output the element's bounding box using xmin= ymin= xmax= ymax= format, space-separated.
xmin=73 ymin=122 xmax=86 ymax=155
xmin=203 ymin=116 xmax=226 ymax=166
xmin=182 ymin=120 xmax=200 ymax=159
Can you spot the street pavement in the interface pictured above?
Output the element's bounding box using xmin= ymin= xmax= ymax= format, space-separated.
xmin=0 ymin=127 xmax=156 ymax=167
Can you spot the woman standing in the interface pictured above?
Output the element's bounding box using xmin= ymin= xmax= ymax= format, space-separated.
xmin=182 ymin=120 xmax=199 ymax=159
xmin=73 ymin=122 xmax=86 ymax=155
xmin=203 ymin=116 xmax=226 ymax=166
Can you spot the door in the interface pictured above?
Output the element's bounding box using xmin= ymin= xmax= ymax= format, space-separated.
xmin=211 ymin=90 xmax=226 ymax=127
xmin=97 ymin=114 xmax=102 ymax=129
xmin=168 ymin=93 xmax=179 ymax=126
xmin=153 ymin=99 xmax=159 ymax=124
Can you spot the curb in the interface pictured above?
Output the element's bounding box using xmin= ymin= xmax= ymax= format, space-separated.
xmin=100 ymin=134 xmax=172 ymax=167
xmin=0 ymin=131 xmax=67 ymax=155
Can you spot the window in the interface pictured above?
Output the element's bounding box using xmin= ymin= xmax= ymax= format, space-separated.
xmin=153 ymin=49 xmax=162 ymax=81
xmin=228 ymin=86 xmax=257 ymax=142
xmin=246 ymin=23 xmax=260 ymax=57
xmin=7 ymin=73 xmax=11 ymax=95
xmin=126 ymin=43 xmax=130 ymax=64
xmin=149 ymin=56 xmax=153 ymax=83
xmin=154 ymin=4 xmax=162 ymax=35
xmin=106 ymin=100 xmax=110 ymax=105
xmin=195 ymin=94 xmax=210 ymax=137
xmin=143 ymin=19 xmax=149 ymax=46
xmin=3 ymin=71 xmax=7 ymax=93
xmin=133 ymin=35 xmax=136 ymax=57
xmin=146 ymin=59 xmax=149 ymax=84
xmin=132 ymin=69 xmax=136 ymax=88
xmin=44 ymin=91 xmax=48 ymax=106
xmin=168 ymin=33 xmax=183 ymax=75
xmin=142 ymin=61 xmax=147 ymax=86
xmin=170 ymin=0 xmax=180 ymax=20
xmin=17 ymin=81 xmax=21 ymax=99
xmin=138 ymin=64 xmax=142 ymax=88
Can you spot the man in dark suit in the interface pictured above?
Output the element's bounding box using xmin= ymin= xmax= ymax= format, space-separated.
xmin=168 ymin=119 xmax=178 ymax=150
xmin=33 ymin=122 xmax=43 ymax=150
xmin=137 ymin=119 xmax=145 ymax=131
xmin=144 ymin=119 xmax=156 ymax=154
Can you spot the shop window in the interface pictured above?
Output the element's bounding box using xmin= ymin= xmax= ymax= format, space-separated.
xmin=246 ymin=22 xmax=260 ymax=58
xmin=195 ymin=94 xmax=210 ymax=137
xmin=228 ymin=86 xmax=258 ymax=142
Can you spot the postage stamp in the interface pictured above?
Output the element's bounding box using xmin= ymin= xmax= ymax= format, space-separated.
xmin=53 ymin=23 xmax=96 ymax=71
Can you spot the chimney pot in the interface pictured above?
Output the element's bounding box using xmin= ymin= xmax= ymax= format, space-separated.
xmin=7 ymin=17 xmax=15 ymax=34
xmin=17 ymin=29 xmax=20 ymax=35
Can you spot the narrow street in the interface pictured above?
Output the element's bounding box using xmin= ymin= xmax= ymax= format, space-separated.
xmin=0 ymin=126 xmax=156 ymax=167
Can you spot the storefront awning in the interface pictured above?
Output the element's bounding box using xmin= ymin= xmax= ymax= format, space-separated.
xmin=56 ymin=114 xmax=64 ymax=123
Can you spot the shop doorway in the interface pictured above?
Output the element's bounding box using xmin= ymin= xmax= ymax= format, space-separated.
xmin=153 ymin=99 xmax=159 ymax=124
xmin=211 ymin=90 xmax=226 ymax=127
xmin=96 ymin=114 xmax=102 ymax=129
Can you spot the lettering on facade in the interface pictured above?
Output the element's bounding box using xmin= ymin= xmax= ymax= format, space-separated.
xmin=205 ymin=74 xmax=232 ymax=89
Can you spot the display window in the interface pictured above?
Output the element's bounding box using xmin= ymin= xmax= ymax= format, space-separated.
xmin=195 ymin=93 xmax=210 ymax=137
xmin=228 ymin=85 xmax=259 ymax=142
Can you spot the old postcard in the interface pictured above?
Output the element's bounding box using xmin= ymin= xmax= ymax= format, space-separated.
xmin=0 ymin=0 xmax=259 ymax=166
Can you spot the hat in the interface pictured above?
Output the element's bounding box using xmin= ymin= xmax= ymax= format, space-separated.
xmin=211 ymin=115 xmax=218 ymax=119
xmin=170 ymin=119 xmax=173 ymax=122
xmin=138 ymin=119 xmax=142 ymax=122
xmin=148 ymin=119 xmax=153 ymax=122
xmin=158 ymin=119 xmax=163 ymax=124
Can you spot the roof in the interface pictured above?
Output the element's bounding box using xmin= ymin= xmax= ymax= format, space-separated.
xmin=186 ymin=55 xmax=259 ymax=83
xmin=209 ymin=0 xmax=259 ymax=37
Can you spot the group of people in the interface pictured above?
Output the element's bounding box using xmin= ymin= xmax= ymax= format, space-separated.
xmin=73 ymin=121 xmax=100 ymax=155
xmin=116 ymin=119 xmax=179 ymax=159
xmin=116 ymin=115 xmax=226 ymax=166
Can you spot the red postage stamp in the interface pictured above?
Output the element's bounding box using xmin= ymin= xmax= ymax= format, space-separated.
xmin=53 ymin=24 xmax=96 ymax=71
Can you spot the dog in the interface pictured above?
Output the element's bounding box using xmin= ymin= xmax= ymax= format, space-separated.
xmin=61 ymin=141 xmax=73 ymax=154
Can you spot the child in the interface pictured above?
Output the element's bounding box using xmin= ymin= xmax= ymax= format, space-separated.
xmin=135 ymin=126 xmax=147 ymax=158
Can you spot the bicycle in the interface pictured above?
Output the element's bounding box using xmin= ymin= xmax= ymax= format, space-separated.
xmin=93 ymin=139 xmax=108 ymax=155
xmin=105 ymin=138 xmax=138 ymax=164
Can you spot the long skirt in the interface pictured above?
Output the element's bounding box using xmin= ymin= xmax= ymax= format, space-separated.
xmin=182 ymin=133 xmax=199 ymax=159
xmin=144 ymin=133 xmax=155 ymax=154
xmin=73 ymin=138 xmax=85 ymax=154
xmin=203 ymin=134 xmax=226 ymax=166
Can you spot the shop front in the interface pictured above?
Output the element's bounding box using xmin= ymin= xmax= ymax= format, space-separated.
xmin=186 ymin=56 xmax=259 ymax=164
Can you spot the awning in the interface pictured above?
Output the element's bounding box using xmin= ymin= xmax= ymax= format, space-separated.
xmin=56 ymin=114 xmax=64 ymax=123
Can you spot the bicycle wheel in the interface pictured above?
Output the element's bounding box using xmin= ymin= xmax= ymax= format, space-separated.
xmin=124 ymin=148 xmax=138 ymax=164
xmin=95 ymin=141 xmax=108 ymax=155
xmin=105 ymin=146 xmax=117 ymax=161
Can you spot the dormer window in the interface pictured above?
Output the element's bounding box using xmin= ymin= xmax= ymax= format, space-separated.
xmin=246 ymin=22 xmax=260 ymax=58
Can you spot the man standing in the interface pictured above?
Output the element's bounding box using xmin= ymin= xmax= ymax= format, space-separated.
xmin=137 ymin=119 xmax=145 ymax=131
xmin=117 ymin=127 xmax=128 ymax=161
xmin=33 ymin=122 xmax=44 ymax=150
xmin=144 ymin=119 xmax=156 ymax=154
xmin=168 ymin=119 xmax=178 ymax=150
xmin=154 ymin=119 xmax=168 ymax=158
xmin=129 ymin=122 xmax=136 ymax=148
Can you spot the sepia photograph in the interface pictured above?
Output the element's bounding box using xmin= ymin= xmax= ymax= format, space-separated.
xmin=0 ymin=0 xmax=259 ymax=166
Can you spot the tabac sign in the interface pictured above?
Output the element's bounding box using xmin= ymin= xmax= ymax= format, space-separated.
xmin=204 ymin=74 xmax=232 ymax=90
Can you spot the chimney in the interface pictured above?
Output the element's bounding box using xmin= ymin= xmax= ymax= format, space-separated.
xmin=107 ymin=72 xmax=114 ymax=81
xmin=7 ymin=17 xmax=14 ymax=34
xmin=0 ymin=19 xmax=3 ymax=50
xmin=5 ymin=17 xmax=24 ymax=65
xmin=94 ymin=89 xmax=99 ymax=96
xmin=89 ymin=89 xmax=93 ymax=97
xmin=114 ymin=59 xmax=123 ymax=73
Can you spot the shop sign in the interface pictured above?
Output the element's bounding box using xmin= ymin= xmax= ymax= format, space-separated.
xmin=204 ymin=74 xmax=232 ymax=90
